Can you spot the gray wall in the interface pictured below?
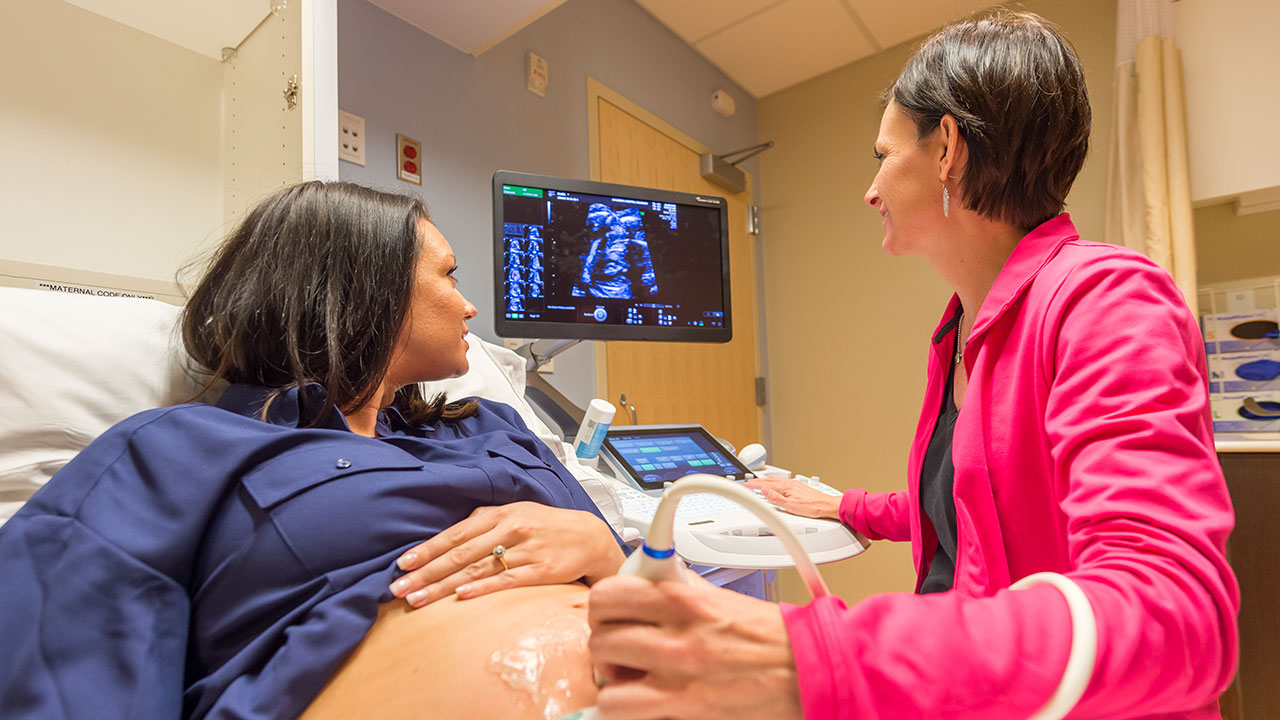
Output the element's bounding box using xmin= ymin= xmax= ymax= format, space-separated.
xmin=337 ymin=0 xmax=760 ymax=407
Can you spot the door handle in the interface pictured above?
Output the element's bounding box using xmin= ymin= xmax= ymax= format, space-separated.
xmin=618 ymin=394 xmax=638 ymax=425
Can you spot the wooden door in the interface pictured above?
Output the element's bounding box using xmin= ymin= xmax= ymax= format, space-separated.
xmin=592 ymin=89 xmax=763 ymax=449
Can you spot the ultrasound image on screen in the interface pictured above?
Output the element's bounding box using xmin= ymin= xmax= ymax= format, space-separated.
xmin=499 ymin=183 xmax=726 ymax=331
xmin=571 ymin=204 xmax=658 ymax=299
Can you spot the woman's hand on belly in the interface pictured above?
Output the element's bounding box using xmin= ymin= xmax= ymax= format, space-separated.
xmin=390 ymin=501 xmax=626 ymax=608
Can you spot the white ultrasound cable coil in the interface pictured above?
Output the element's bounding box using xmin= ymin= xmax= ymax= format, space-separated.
xmin=620 ymin=474 xmax=830 ymax=597
xmin=1009 ymin=572 xmax=1097 ymax=720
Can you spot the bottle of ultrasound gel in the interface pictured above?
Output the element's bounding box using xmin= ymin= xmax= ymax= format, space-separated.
xmin=573 ymin=399 xmax=616 ymax=464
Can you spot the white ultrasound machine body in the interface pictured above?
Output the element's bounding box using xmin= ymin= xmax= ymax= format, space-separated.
xmin=597 ymin=424 xmax=868 ymax=569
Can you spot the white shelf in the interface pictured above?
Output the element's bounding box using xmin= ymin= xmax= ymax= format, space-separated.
xmin=1215 ymin=433 xmax=1280 ymax=452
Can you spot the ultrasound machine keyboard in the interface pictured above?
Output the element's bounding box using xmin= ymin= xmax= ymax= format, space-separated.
xmin=608 ymin=474 xmax=864 ymax=568
xmin=612 ymin=476 xmax=843 ymax=528
xmin=613 ymin=483 xmax=755 ymax=523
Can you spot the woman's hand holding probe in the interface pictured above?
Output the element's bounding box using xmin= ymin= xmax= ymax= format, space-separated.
xmin=389 ymin=502 xmax=626 ymax=607
xmin=588 ymin=573 xmax=803 ymax=720
xmin=744 ymin=476 xmax=841 ymax=520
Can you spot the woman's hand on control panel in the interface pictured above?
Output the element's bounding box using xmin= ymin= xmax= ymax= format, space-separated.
xmin=743 ymin=476 xmax=841 ymax=520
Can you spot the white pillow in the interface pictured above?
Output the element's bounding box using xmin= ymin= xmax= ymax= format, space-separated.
xmin=0 ymin=287 xmax=621 ymax=532
xmin=0 ymin=287 xmax=204 ymax=523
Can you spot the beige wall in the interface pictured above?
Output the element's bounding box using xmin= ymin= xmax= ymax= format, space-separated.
xmin=1195 ymin=206 xmax=1280 ymax=287
xmin=757 ymin=0 xmax=1116 ymax=603
xmin=0 ymin=0 xmax=225 ymax=284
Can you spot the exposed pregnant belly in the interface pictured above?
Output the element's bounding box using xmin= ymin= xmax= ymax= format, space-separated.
xmin=301 ymin=584 xmax=596 ymax=720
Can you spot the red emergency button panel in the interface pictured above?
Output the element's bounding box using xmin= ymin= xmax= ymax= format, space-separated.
xmin=396 ymin=134 xmax=422 ymax=186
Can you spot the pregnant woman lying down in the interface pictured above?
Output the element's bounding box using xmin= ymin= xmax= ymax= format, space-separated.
xmin=0 ymin=181 xmax=625 ymax=720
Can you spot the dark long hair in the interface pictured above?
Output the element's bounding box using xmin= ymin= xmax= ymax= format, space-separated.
xmin=182 ymin=181 xmax=476 ymax=426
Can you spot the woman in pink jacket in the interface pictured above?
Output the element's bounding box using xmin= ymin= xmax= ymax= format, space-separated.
xmin=587 ymin=10 xmax=1238 ymax=720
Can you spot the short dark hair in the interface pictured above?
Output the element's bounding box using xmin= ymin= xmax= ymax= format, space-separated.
xmin=887 ymin=10 xmax=1091 ymax=230
xmin=182 ymin=181 xmax=475 ymax=426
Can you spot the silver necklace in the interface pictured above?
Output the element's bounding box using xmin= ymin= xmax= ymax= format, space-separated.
xmin=954 ymin=311 xmax=965 ymax=365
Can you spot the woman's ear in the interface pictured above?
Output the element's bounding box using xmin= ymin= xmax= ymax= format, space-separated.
xmin=937 ymin=114 xmax=968 ymax=184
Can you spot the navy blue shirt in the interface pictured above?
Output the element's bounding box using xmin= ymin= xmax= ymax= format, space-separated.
xmin=0 ymin=384 xmax=619 ymax=719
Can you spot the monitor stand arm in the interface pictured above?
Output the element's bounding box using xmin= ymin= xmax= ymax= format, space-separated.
xmin=516 ymin=338 xmax=580 ymax=373
xmin=514 ymin=339 xmax=586 ymax=439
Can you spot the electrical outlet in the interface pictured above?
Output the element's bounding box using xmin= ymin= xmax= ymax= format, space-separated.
xmin=338 ymin=110 xmax=365 ymax=166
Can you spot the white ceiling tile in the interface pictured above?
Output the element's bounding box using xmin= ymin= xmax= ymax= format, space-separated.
xmin=632 ymin=0 xmax=781 ymax=44
xmin=366 ymin=0 xmax=567 ymax=55
xmin=844 ymin=0 xmax=998 ymax=50
xmin=61 ymin=0 xmax=266 ymax=60
xmin=695 ymin=0 xmax=877 ymax=97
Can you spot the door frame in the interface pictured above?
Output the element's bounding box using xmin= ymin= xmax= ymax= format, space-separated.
xmin=584 ymin=76 xmax=764 ymax=415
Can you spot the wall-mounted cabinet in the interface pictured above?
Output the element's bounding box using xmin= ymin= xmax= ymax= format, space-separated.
xmin=0 ymin=0 xmax=336 ymax=292
xmin=1175 ymin=0 xmax=1280 ymax=214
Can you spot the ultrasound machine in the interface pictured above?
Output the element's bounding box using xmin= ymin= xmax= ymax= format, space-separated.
xmin=492 ymin=170 xmax=865 ymax=570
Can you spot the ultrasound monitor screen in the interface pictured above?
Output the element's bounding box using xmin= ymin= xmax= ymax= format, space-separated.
xmin=492 ymin=171 xmax=731 ymax=343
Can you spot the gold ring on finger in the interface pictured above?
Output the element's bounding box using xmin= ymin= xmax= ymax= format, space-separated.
xmin=492 ymin=544 xmax=509 ymax=572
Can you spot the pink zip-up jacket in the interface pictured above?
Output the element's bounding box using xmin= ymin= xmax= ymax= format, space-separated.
xmin=781 ymin=215 xmax=1238 ymax=719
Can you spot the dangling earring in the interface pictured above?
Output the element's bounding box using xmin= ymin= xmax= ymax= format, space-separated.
xmin=942 ymin=184 xmax=950 ymax=218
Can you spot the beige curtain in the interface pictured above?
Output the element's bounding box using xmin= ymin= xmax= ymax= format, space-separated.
xmin=1104 ymin=0 xmax=1198 ymax=317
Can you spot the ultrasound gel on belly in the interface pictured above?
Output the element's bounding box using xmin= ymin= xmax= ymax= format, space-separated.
xmin=487 ymin=615 xmax=591 ymax=720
